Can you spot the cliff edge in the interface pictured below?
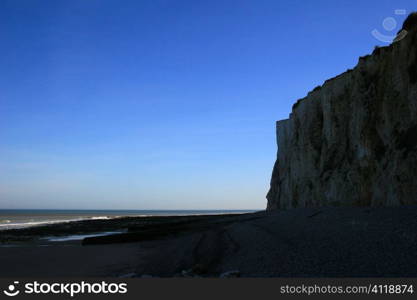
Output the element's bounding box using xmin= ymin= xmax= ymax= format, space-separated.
xmin=267 ymin=13 xmax=417 ymax=210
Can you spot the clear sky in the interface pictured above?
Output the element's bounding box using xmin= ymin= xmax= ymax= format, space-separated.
xmin=0 ymin=0 xmax=415 ymax=210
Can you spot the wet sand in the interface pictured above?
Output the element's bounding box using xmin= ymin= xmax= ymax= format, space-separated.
xmin=1 ymin=207 xmax=417 ymax=277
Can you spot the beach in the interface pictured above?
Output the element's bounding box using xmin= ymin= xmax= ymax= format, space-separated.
xmin=1 ymin=206 xmax=417 ymax=277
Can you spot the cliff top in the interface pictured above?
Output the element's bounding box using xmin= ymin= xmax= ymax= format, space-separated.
xmin=402 ymin=12 xmax=417 ymax=31
xmin=289 ymin=12 xmax=417 ymax=113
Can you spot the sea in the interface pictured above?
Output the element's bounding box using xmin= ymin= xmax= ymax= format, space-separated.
xmin=0 ymin=209 xmax=256 ymax=230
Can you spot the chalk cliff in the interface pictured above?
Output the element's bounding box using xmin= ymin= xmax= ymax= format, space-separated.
xmin=267 ymin=13 xmax=417 ymax=210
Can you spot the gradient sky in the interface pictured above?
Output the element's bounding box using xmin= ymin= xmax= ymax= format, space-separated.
xmin=0 ymin=0 xmax=415 ymax=210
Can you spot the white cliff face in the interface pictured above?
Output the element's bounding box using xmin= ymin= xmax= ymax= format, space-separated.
xmin=267 ymin=14 xmax=417 ymax=210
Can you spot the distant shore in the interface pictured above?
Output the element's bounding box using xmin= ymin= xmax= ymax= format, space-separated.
xmin=1 ymin=206 xmax=417 ymax=277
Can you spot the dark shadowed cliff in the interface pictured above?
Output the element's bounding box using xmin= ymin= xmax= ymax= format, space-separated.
xmin=267 ymin=13 xmax=417 ymax=210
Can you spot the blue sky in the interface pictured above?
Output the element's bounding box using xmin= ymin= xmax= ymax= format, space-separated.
xmin=0 ymin=0 xmax=415 ymax=210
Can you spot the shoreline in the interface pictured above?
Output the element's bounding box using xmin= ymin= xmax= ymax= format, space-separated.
xmin=0 ymin=210 xmax=256 ymax=231
xmin=0 ymin=212 xmax=258 ymax=246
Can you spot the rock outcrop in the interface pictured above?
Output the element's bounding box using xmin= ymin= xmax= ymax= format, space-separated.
xmin=267 ymin=13 xmax=417 ymax=210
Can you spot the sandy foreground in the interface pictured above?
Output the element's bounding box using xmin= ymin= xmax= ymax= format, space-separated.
xmin=0 ymin=206 xmax=416 ymax=277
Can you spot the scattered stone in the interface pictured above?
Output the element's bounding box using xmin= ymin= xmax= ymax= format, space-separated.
xmin=307 ymin=211 xmax=323 ymax=218
xmin=118 ymin=272 xmax=137 ymax=278
xmin=181 ymin=269 xmax=192 ymax=277
xmin=219 ymin=270 xmax=240 ymax=278
xmin=180 ymin=269 xmax=197 ymax=277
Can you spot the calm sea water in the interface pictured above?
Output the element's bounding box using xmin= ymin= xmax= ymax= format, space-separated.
xmin=0 ymin=209 xmax=256 ymax=230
